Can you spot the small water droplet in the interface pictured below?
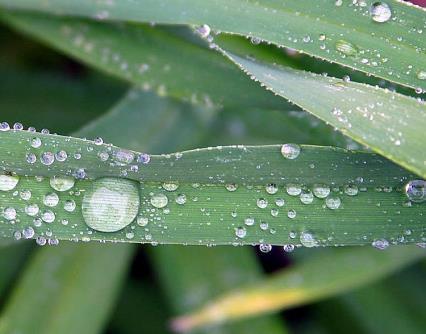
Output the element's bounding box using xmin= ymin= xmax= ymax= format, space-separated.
xmin=235 ymin=227 xmax=247 ymax=238
xmin=43 ymin=193 xmax=59 ymax=207
xmin=3 ymin=207 xmax=16 ymax=220
xmin=372 ymin=238 xmax=389 ymax=250
xmin=225 ymin=183 xmax=238 ymax=192
xmin=313 ymin=184 xmax=330 ymax=198
xmin=300 ymin=231 xmax=318 ymax=248
xmin=22 ymin=226 xmax=35 ymax=239
xmin=50 ymin=176 xmax=75 ymax=192
xmin=30 ymin=137 xmax=42 ymax=148
xmin=325 ymin=196 xmax=341 ymax=209
xmin=19 ymin=190 xmax=31 ymax=201
xmin=137 ymin=215 xmax=149 ymax=226
xmin=335 ymin=40 xmax=358 ymax=56
xmin=0 ymin=174 xmax=19 ymax=191
xmin=417 ymin=70 xmax=426 ymax=80
xmin=256 ymin=198 xmax=268 ymax=208
xmin=151 ymin=193 xmax=168 ymax=208
xmin=286 ymin=184 xmax=302 ymax=196
xmin=259 ymin=243 xmax=272 ymax=253
xmin=162 ymin=182 xmax=179 ymax=191
xmin=405 ymin=180 xmax=425 ymax=203
xmin=370 ymin=2 xmax=392 ymax=23
xmin=244 ymin=217 xmax=255 ymax=226
xmin=25 ymin=204 xmax=39 ymax=216
xmin=275 ymin=198 xmax=285 ymax=207
xmin=41 ymin=210 xmax=55 ymax=223
xmin=175 ymin=194 xmax=187 ymax=205
xmin=283 ymin=244 xmax=295 ymax=253
xmin=281 ymin=143 xmax=301 ymax=159
xmin=40 ymin=152 xmax=55 ymax=166
xmin=64 ymin=199 xmax=76 ymax=212
xmin=300 ymin=190 xmax=314 ymax=204
xmin=287 ymin=209 xmax=297 ymax=219
xmin=265 ymin=183 xmax=278 ymax=194
xmin=344 ymin=184 xmax=359 ymax=196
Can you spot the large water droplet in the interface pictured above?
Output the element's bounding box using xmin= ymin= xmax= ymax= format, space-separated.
xmin=82 ymin=178 xmax=140 ymax=232
xmin=405 ymin=180 xmax=425 ymax=203
xmin=0 ymin=174 xmax=19 ymax=191
xmin=50 ymin=176 xmax=75 ymax=192
xmin=281 ymin=143 xmax=301 ymax=159
xmin=370 ymin=2 xmax=392 ymax=23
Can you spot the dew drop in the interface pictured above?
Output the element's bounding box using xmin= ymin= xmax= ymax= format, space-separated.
xmin=287 ymin=209 xmax=297 ymax=219
xmin=137 ymin=153 xmax=151 ymax=164
xmin=344 ymin=184 xmax=359 ymax=196
xmin=175 ymin=194 xmax=187 ymax=205
xmin=196 ymin=24 xmax=211 ymax=38
xmin=417 ymin=70 xmax=426 ymax=80
xmin=162 ymin=182 xmax=179 ymax=191
xmin=286 ymin=184 xmax=302 ymax=196
xmin=30 ymin=137 xmax=42 ymax=148
xmin=225 ymin=183 xmax=238 ymax=192
xmin=300 ymin=190 xmax=314 ymax=204
xmin=41 ymin=210 xmax=55 ymax=223
xmin=326 ymin=196 xmax=341 ymax=209
xmin=26 ymin=153 xmax=36 ymax=164
xmin=405 ymin=180 xmax=425 ymax=203
xmin=25 ymin=204 xmax=39 ymax=217
xmin=265 ymin=183 xmax=278 ymax=195
xmin=137 ymin=215 xmax=149 ymax=227
xmin=82 ymin=178 xmax=140 ymax=232
xmin=370 ymin=2 xmax=392 ymax=23
xmin=22 ymin=226 xmax=35 ymax=239
xmin=372 ymin=238 xmax=389 ymax=250
xmin=259 ymin=243 xmax=272 ymax=253
xmin=244 ymin=217 xmax=255 ymax=226
xmin=275 ymin=198 xmax=285 ymax=207
xmin=300 ymin=231 xmax=318 ymax=248
xmin=256 ymin=198 xmax=268 ymax=208
xmin=335 ymin=40 xmax=358 ymax=56
xmin=235 ymin=227 xmax=247 ymax=238
xmin=40 ymin=152 xmax=55 ymax=166
xmin=3 ymin=207 xmax=16 ymax=220
xmin=151 ymin=193 xmax=168 ymax=208
xmin=20 ymin=190 xmax=32 ymax=201
xmin=283 ymin=244 xmax=295 ymax=253
xmin=50 ymin=176 xmax=75 ymax=192
xmin=281 ymin=143 xmax=301 ymax=159
xmin=0 ymin=174 xmax=19 ymax=191
xmin=312 ymin=184 xmax=330 ymax=198
xmin=36 ymin=236 xmax=47 ymax=246
xmin=55 ymin=150 xmax=68 ymax=162
xmin=64 ymin=199 xmax=76 ymax=212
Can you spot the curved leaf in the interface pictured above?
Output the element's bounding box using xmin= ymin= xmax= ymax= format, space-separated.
xmin=0 ymin=0 xmax=425 ymax=89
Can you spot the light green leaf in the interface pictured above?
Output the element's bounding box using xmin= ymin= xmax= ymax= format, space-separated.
xmin=0 ymin=121 xmax=424 ymax=247
xmin=218 ymin=51 xmax=426 ymax=178
xmin=171 ymin=246 xmax=425 ymax=331
xmin=0 ymin=11 xmax=292 ymax=111
xmin=0 ymin=0 xmax=424 ymax=89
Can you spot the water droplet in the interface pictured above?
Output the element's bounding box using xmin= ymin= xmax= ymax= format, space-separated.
xmin=137 ymin=215 xmax=149 ymax=226
xmin=55 ymin=150 xmax=68 ymax=162
xmin=286 ymin=184 xmax=302 ymax=196
xmin=313 ymin=184 xmax=330 ymax=198
xmin=36 ymin=236 xmax=47 ymax=246
xmin=275 ymin=198 xmax=285 ymax=207
xmin=30 ymin=137 xmax=42 ymax=148
xmin=370 ymin=2 xmax=392 ymax=23
xmin=3 ymin=207 xmax=16 ymax=220
xmin=260 ymin=221 xmax=269 ymax=230
xmin=225 ymin=183 xmax=238 ymax=192
xmin=344 ymin=184 xmax=359 ymax=196
xmin=283 ymin=244 xmax=295 ymax=253
xmin=417 ymin=70 xmax=426 ymax=80
xmin=94 ymin=137 xmax=104 ymax=145
xmin=325 ymin=196 xmax=341 ymax=209
xmin=13 ymin=231 xmax=22 ymax=240
xmin=235 ymin=227 xmax=247 ymax=238
xmin=0 ymin=174 xmax=19 ymax=191
xmin=405 ymin=180 xmax=425 ymax=203
xmin=175 ymin=194 xmax=187 ymax=205
xmin=151 ymin=193 xmax=168 ymax=208
xmin=22 ymin=226 xmax=35 ymax=239
xmin=335 ymin=40 xmax=358 ymax=56
xmin=287 ymin=209 xmax=296 ymax=219
xmin=113 ymin=150 xmax=134 ymax=165
xmin=20 ymin=190 xmax=31 ymax=201
xmin=196 ymin=24 xmax=211 ymax=38
xmin=335 ymin=0 xmax=343 ymax=6
xmin=64 ymin=199 xmax=76 ymax=212
xmin=300 ymin=231 xmax=318 ymax=248
xmin=319 ymin=34 xmax=326 ymax=41
xmin=256 ymin=198 xmax=268 ymax=208
xmin=50 ymin=176 xmax=75 ymax=192
xmin=265 ymin=183 xmax=278 ymax=194
xmin=300 ymin=190 xmax=314 ymax=204
xmin=162 ymin=182 xmax=179 ymax=191
xmin=40 ymin=152 xmax=54 ymax=166
xmin=137 ymin=153 xmax=151 ymax=164
xmin=25 ymin=204 xmax=39 ymax=216
xmin=73 ymin=168 xmax=86 ymax=180
xmin=26 ymin=153 xmax=36 ymax=164
xmin=13 ymin=122 xmax=23 ymax=130
xmin=372 ymin=238 xmax=389 ymax=250
xmin=82 ymin=178 xmax=140 ymax=232
xmin=0 ymin=122 xmax=10 ymax=131
xmin=43 ymin=193 xmax=59 ymax=207
xmin=244 ymin=217 xmax=255 ymax=226
xmin=281 ymin=143 xmax=301 ymax=159
xmin=259 ymin=243 xmax=272 ymax=253
xmin=41 ymin=210 xmax=55 ymax=223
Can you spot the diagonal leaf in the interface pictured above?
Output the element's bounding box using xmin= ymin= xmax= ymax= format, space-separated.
xmin=218 ymin=50 xmax=426 ymax=178
xmin=0 ymin=0 xmax=424 ymax=89
xmin=0 ymin=11 xmax=293 ymax=111
xmin=0 ymin=124 xmax=424 ymax=247
xmin=171 ymin=246 xmax=425 ymax=332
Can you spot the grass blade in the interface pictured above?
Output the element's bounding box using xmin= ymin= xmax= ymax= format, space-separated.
xmin=0 ymin=126 xmax=424 ymax=247
xmin=171 ymin=246 xmax=425 ymax=331
xmin=0 ymin=11 xmax=293 ymax=111
xmin=0 ymin=0 xmax=424 ymax=89
xmin=219 ymin=50 xmax=426 ymax=178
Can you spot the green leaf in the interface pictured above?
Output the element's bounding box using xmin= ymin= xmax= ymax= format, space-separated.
xmin=0 ymin=0 xmax=424 ymax=89
xmin=0 ymin=242 xmax=133 ymax=334
xmin=0 ymin=11 xmax=293 ymax=111
xmin=218 ymin=51 xmax=426 ymax=178
xmin=171 ymin=246 xmax=425 ymax=331
xmin=0 ymin=120 xmax=424 ymax=247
